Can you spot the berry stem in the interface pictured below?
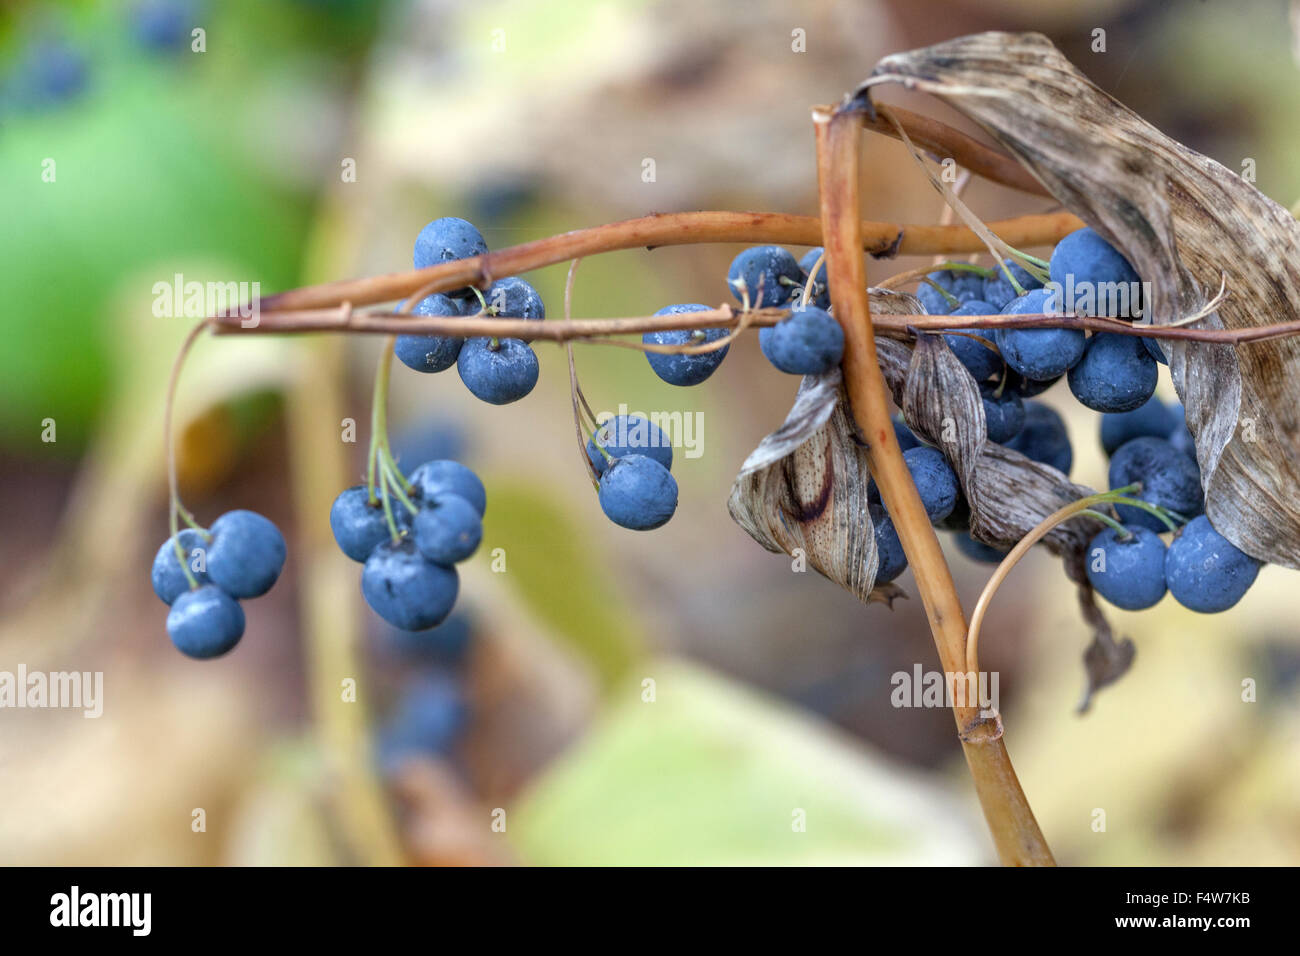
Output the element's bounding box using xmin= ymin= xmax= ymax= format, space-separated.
xmin=563 ymin=258 xmax=603 ymax=486
xmin=365 ymin=338 xmax=397 ymax=503
xmin=213 ymin=303 xmax=1300 ymax=348
xmin=163 ymin=318 xmax=215 ymax=591
xmin=1080 ymin=508 xmax=1132 ymax=539
xmin=816 ymin=104 xmax=1054 ymax=866
xmin=1105 ymin=494 xmax=1182 ymax=533
xmin=966 ymin=485 xmax=1144 ymax=680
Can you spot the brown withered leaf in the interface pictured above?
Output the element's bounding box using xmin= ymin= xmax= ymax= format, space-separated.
xmin=727 ymin=369 xmax=890 ymax=602
xmin=858 ymin=31 xmax=1300 ymax=569
xmin=874 ymin=333 xmax=1102 ymax=556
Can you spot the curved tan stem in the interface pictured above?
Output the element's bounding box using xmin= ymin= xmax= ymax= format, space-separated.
xmin=815 ymin=105 xmax=1054 ymax=867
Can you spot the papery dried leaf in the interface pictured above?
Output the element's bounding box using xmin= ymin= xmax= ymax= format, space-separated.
xmin=859 ymin=30 xmax=1300 ymax=569
xmin=728 ymin=370 xmax=890 ymax=601
xmin=876 ymin=335 xmax=1101 ymax=554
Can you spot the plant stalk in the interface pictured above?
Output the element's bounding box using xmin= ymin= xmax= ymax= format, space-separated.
xmin=815 ymin=104 xmax=1054 ymax=867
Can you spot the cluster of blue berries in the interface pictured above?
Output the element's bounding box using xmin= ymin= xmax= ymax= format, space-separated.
xmin=1086 ymin=397 xmax=1261 ymax=613
xmin=609 ymin=245 xmax=843 ymax=533
xmin=908 ymin=229 xmax=1264 ymax=613
xmin=151 ymin=511 xmax=287 ymax=658
xmin=397 ymin=218 xmax=544 ymax=405
xmin=330 ymin=460 xmax=484 ymax=631
xmin=587 ymin=414 xmax=678 ymax=531
xmin=923 ymin=227 xmax=1158 ymax=420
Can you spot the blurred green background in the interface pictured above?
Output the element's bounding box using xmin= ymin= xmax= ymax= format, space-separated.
xmin=2 ymin=0 xmax=1299 ymax=866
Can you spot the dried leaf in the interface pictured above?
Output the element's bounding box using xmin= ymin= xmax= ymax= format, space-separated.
xmin=727 ymin=370 xmax=887 ymax=602
xmin=859 ymin=30 xmax=1300 ymax=569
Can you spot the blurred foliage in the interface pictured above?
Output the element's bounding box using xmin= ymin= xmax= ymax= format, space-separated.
xmin=480 ymin=479 xmax=647 ymax=691
xmin=512 ymin=659 xmax=982 ymax=865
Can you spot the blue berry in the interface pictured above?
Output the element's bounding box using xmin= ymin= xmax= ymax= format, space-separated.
xmin=758 ymin=305 xmax=844 ymax=375
xmin=206 ymin=510 xmax=286 ymax=599
xmin=166 ymin=585 xmax=245 ymax=659
xmin=902 ymin=446 xmax=959 ymax=522
xmin=330 ymin=486 xmax=394 ymax=562
xmin=1067 ymin=333 xmax=1157 ymax=412
xmin=1100 ymin=395 xmax=1178 ymax=457
xmin=413 ymin=217 xmax=487 ymax=300
xmin=1108 ymin=436 xmax=1204 ymax=532
xmin=917 ymin=268 xmax=984 ymax=315
xmin=979 ymin=382 xmax=1025 ymax=443
xmin=727 ymin=246 xmax=802 ymax=307
xmin=1165 ymin=515 xmax=1262 ymax=613
xmin=395 ymin=293 xmax=463 ymax=373
xmin=484 ymin=276 xmax=545 ymax=319
xmin=797 ymin=247 xmax=831 ymax=309
xmin=408 ymin=460 xmax=486 ymax=516
xmin=982 ymin=259 xmax=1044 ymax=310
xmin=943 ymin=303 xmax=1002 ymax=382
xmin=13 ymin=40 xmax=88 ymax=109
xmin=133 ymin=0 xmax=199 ymax=52
xmin=389 ymin=417 xmax=468 ymax=467
xmin=597 ymin=454 xmax=678 ymax=530
xmin=151 ymin=528 xmax=211 ymax=605
xmin=457 ymin=336 xmax=539 ymax=404
xmin=644 ymin=305 xmax=729 ymax=386
xmin=1049 ymin=227 xmax=1142 ymax=318
xmin=995 ymin=288 xmax=1084 ymax=381
xmin=375 ymin=673 xmax=468 ymax=769
xmin=413 ymin=217 xmax=487 ymax=270
xmin=1086 ymin=526 xmax=1167 ymax=610
xmin=362 ymin=538 xmax=459 ymax=631
xmin=893 ymin=417 xmax=920 ymax=452
xmin=381 ymin=610 xmax=475 ymax=665
xmin=870 ymin=503 xmax=908 ymax=583
xmin=953 ymin=532 xmax=1007 ymax=564
xmin=1006 ymin=401 xmax=1073 ymax=474
xmin=587 ymin=415 xmax=672 ymax=476
xmin=412 ymin=494 xmax=482 ymax=565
